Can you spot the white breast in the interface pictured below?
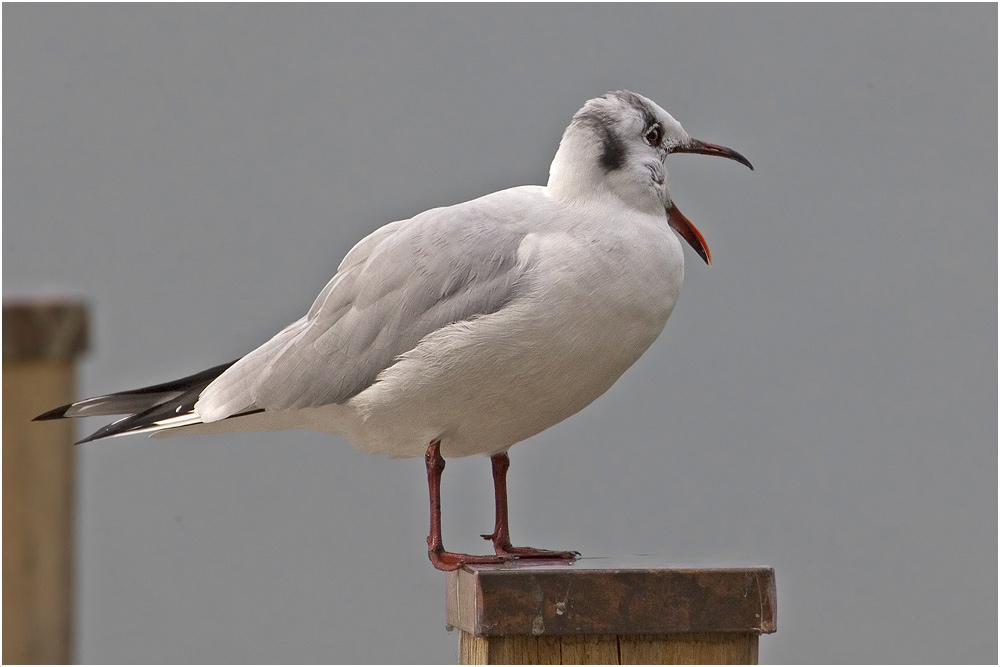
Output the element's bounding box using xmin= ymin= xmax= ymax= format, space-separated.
xmin=336 ymin=203 xmax=686 ymax=458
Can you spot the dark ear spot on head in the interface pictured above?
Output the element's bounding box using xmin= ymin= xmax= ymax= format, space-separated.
xmin=599 ymin=125 xmax=626 ymax=171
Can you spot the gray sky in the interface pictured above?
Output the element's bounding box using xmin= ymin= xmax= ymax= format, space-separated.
xmin=4 ymin=4 xmax=996 ymax=663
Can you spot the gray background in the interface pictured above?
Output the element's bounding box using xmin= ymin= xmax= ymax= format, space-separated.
xmin=4 ymin=4 xmax=996 ymax=663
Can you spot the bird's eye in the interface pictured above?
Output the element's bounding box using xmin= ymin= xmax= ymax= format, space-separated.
xmin=644 ymin=125 xmax=663 ymax=147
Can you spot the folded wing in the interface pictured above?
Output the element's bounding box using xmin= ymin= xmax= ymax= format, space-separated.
xmin=196 ymin=189 xmax=539 ymax=421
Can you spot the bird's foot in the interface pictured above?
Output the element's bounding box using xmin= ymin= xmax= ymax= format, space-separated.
xmin=481 ymin=533 xmax=581 ymax=561
xmin=496 ymin=545 xmax=581 ymax=560
xmin=427 ymin=544 xmax=511 ymax=571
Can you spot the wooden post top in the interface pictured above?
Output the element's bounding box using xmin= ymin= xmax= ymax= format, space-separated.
xmin=3 ymin=298 xmax=89 ymax=362
xmin=447 ymin=557 xmax=776 ymax=638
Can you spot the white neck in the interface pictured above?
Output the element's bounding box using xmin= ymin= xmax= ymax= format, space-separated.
xmin=546 ymin=129 xmax=613 ymax=202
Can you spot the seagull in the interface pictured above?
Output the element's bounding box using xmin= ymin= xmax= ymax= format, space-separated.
xmin=36 ymin=91 xmax=752 ymax=571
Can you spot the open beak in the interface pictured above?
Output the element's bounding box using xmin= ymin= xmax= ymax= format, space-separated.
xmin=667 ymin=204 xmax=712 ymax=265
xmin=667 ymin=138 xmax=753 ymax=265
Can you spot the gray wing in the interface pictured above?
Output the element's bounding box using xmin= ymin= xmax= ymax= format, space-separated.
xmin=195 ymin=188 xmax=542 ymax=421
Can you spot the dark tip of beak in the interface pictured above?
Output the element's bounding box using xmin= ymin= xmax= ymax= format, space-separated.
xmin=673 ymin=138 xmax=754 ymax=171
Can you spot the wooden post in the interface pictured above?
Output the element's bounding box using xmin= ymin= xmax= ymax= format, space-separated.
xmin=3 ymin=299 xmax=88 ymax=664
xmin=446 ymin=559 xmax=776 ymax=664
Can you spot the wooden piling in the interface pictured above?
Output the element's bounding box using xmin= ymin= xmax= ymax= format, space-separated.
xmin=447 ymin=559 xmax=775 ymax=664
xmin=3 ymin=299 xmax=88 ymax=664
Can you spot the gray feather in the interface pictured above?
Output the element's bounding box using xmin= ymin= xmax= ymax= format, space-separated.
xmin=197 ymin=187 xmax=544 ymax=419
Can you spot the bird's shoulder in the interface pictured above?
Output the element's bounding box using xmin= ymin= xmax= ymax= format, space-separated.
xmin=332 ymin=186 xmax=557 ymax=290
xmin=354 ymin=185 xmax=552 ymax=246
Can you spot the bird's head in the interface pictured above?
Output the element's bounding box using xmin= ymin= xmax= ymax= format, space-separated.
xmin=548 ymin=91 xmax=752 ymax=265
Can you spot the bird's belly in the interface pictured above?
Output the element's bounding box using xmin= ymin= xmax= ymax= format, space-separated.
xmin=341 ymin=235 xmax=683 ymax=458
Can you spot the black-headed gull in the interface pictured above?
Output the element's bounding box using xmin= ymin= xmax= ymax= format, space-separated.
xmin=37 ymin=91 xmax=752 ymax=570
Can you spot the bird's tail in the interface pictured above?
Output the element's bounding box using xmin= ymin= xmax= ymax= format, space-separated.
xmin=34 ymin=360 xmax=249 ymax=444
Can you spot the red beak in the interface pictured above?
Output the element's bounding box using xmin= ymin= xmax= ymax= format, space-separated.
xmin=672 ymin=138 xmax=754 ymax=170
xmin=667 ymin=204 xmax=712 ymax=265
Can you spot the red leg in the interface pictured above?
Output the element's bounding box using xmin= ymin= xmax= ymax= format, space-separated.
xmin=425 ymin=440 xmax=507 ymax=571
xmin=481 ymin=452 xmax=580 ymax=561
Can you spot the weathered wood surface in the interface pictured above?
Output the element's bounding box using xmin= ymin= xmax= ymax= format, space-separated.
xmin=447 ymin=558 xmax=775 ymax=664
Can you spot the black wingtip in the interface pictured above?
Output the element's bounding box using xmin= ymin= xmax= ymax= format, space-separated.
xmin=71 ymin=414 xmax=141 ymax=445
xmin=33 ymin=403 xmax=108 ymax=444
xmin=33 ymin=404 xmax=74 ymax=421
xmin=73 ymin=420 xmax=132 ymax=445
xmin=74 ymin=431 xmax=105 ymax=446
